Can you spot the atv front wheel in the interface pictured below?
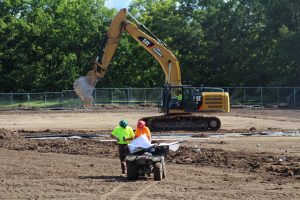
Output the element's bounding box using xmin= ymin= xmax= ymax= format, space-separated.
xmin=162 ymin=159 xmax=166 ymax=179
xmin=153 ymin=162 xmax=163 ymax=181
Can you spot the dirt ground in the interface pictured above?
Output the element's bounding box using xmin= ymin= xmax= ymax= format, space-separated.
xmin=0 ymin=107 xmax=300 ymax=199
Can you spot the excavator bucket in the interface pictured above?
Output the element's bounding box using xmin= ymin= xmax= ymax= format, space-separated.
xmin=73 ymin=71 xmax=99 ymax=107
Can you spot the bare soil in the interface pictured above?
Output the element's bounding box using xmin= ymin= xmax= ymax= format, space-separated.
xmin=0 ymin=107 xmax=300 ymax=199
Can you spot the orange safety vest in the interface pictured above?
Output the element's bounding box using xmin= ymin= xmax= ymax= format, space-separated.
xmin=135 ymin=126 xmax=151 ymax=141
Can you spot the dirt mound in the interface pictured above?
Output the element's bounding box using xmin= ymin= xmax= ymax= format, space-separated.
xmin=31 ymin=139 xmax=118 ymax=158
xmin=168 ymin=146 xmax=300 ymax=177
xmin=0 ymin=128 xmax=21 ymax=141
xmin=1 ymin=129 xmax=299 ymax=178
xmin=0 ymin=128 xmax=31 ymax=150
xmin=0 ymin=129 xmax=117 ymax=157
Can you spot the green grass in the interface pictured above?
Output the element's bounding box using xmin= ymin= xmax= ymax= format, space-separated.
xmin=0 ymin=99 xmax=82 ymax=108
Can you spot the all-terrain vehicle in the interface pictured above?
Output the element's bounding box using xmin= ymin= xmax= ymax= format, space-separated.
xmin=126 ymin=145 xmax=169 ymax=181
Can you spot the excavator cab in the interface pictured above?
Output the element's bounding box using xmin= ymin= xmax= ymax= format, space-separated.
xmin=161 ymin=85 xmax=230 ymax=115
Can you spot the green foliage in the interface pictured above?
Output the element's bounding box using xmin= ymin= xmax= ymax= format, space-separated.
xmin=0 ymin=0 xmax=112 ymax=92
xmin=0 ymin=0 xmax=300 ymax=92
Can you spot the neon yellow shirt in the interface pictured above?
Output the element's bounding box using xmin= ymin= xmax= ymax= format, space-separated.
xmin=111 ymin=126 xmax=135 ymax=144
xmin=176 ymin=94 xmax=182 ymax=101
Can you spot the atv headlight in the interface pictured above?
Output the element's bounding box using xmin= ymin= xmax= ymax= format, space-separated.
xmin=152 ymin=156 xmax=161 ymax=162
xmin=126 ymin=155 xmax=136 ymax=161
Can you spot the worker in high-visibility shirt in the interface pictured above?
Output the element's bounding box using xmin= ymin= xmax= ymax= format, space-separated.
xmin=176 ymin=94 xmax=182 ymax=101
xmin=173 ymin=89 xmax=182 ymax=108
xmin=135 ymin=120 xmax=151 ymax=142
xmin=111 ymin=120 xmax=135 ymax=176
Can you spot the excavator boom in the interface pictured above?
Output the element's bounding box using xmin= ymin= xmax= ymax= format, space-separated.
xmin=96 ymin=8 xmax=181 ymax=86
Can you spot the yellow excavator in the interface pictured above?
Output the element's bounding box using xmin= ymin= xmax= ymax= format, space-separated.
xmin=74 ymin=8 xmax=230 ymax=131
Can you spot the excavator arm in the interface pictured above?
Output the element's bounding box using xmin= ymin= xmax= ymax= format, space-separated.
xmin=93 ymin=9 xmax=126 ymax=78
xmin=95 ymin=8 xmax=181 ymax=86
xmin=123 ymin=20 xmax=181 ymax=86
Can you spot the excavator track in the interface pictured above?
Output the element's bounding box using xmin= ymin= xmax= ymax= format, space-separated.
xmin=140 ymin=114 xmax=221 ymax=131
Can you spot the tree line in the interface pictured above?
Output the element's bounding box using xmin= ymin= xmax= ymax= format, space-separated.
xmin=1 ymin=0 xmax=299 ymax=92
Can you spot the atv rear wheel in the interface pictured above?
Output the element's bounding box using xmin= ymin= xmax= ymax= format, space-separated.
xmin=126 ymin=161 xmax=138 ymax=180
xmin=153 ymin=162 xmax=163 ymax=181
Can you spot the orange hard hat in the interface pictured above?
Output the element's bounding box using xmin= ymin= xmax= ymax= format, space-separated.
xmin=137 ymin=120 xmax=146 ymax=128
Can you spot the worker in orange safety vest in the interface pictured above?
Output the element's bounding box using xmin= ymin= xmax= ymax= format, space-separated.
xmin=134 ymin=120 xmax=151 ymax=142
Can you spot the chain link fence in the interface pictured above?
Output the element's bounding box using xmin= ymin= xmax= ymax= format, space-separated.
xmin=0 ymin=87 xmax=299 ymax=109
xmin=223 ymin=87 xmax=300 ymax=107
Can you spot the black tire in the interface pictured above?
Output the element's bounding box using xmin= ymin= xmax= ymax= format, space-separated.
xmin=162 ymin=159 xmax=166 ymax=179
xmin=153 ymin=162 xmax=163 ymax=181
xmin=126 ymin=161 xmax=138 ymax=180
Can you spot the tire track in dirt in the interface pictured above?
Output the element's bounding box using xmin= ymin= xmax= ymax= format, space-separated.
xmin=100 ymin=183 xmax=124 ymax=200
xmin=130 ymin=181 xmax=156 ymax=200
xmin=99 ymin=181 xmax=156 ymax=200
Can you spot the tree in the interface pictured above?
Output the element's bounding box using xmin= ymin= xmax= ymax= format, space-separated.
xmin=0 ymin=0 xmax=112 ymax=92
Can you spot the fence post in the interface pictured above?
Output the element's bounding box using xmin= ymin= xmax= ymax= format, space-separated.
xmin=61 ymin=92 xmax=63 ymax=108
xmin=10 ymin=91 xmax=13 ymax=106
xmin=127 ymin=88 xmax=130 ymax=105
xmin=278 ymin=88 xmax=280 ymax=105
xmin=44 ymin=92 xmax=47 ymax=103
xmin=260 ymin=87 xmax=263 ymax=105
xmin=144 ymin=88 xmax=147 ymax=104
xmin=294 ymin=87 xmax=296 ymax=106
xmin=243 ymin=88 xmax=246 ymax=106
xmin=27 ymin=93 xmax=29 ymax=106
